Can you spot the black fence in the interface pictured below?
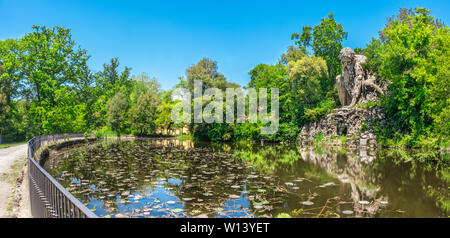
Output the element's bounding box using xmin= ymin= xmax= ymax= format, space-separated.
xmin=27 ymin=134 xmax=98 ymax=218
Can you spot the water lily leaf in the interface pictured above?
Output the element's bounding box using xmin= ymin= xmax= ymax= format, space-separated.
xmin=172 ymin=208 xmax=184 ymax=213
xmin=191 ymin=210 xmax=201 ymax=214
xmin=342 ymin=210 xmax=354 ymax=215
xmin=195 ymin=214 xmax=208 ymax=218
xmin=276 ymin=213 xmax=292 ymax=218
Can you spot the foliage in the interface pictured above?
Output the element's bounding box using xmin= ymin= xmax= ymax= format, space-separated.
xmin=291 ymin=13 xmax=348 ymax=81
xmin=107 ymin=92 xmax=128 ymax=135
xmin=364 ymin=8 xmax=450 ymax=147
xmin=0 ymin=8 xmax=448 ymax=150
xmin=179 ymin=58 xmax=239 ymax=141
xmin=129 ymin=90 xmax=160 ymax=135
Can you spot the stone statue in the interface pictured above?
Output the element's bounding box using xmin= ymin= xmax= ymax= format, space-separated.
xmin=336 ymin=47 xmax=384 ymax=107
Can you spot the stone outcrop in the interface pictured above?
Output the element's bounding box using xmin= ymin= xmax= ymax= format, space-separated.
xmin=298 ymin=106 xmax=386 ymax=148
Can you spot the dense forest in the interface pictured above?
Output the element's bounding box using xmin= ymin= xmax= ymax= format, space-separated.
xmin=0 ymin=7 xmax=448 ymax=149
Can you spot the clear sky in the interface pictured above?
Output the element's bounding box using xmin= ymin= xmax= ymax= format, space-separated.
xmin=1 ymin=0 xmax=449 ymax=89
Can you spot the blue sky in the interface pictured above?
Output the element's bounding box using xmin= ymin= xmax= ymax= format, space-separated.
xmin=1 ymin=0 xmax=449 ymax=90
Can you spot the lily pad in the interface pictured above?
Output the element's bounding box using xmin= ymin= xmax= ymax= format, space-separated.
xmin=215 ymin=207 xmax=224 ymax=212
xmin=172 ymin=208 xmax=184 ymax=213
xmin=342 ymin=210 xmax=354 ymax=215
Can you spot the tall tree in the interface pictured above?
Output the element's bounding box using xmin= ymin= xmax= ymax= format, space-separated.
xmin=130 ymin=73 xmax=161 ymax=103
xmin=129 ymin=73 xmax=162 ymax=135
xmin=0 ymin=63 xmax=9 ymax=143
xmin=185 ymin=58 xmax=231 ymax=92
xmin=97 ymin=58 xmax=133 ymax=98
xmin=1 ymin=26 xmax=92 ymax=135
xmin=19 ymin=26 xmax=89 ymax=105
xmin=129 ymin=91 xmax=161 ymax=135
xmin=365 ymin=8 xmax=450 ymax=146
xmin=155 ymin=90 xmax=179 ymax=133
xmin=107 ymin=92 xmax=128 ymax=136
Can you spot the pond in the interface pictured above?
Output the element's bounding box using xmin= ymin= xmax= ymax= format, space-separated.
xmin=46 ymin=138 xmax=449 ymax=218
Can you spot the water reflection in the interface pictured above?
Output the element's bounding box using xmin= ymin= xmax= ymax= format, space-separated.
xmin=47 ymin=139 xmax=449 ymax=218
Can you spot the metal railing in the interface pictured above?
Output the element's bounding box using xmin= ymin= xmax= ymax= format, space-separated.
xmin=28 ymin=133 xmax=98 ymax=218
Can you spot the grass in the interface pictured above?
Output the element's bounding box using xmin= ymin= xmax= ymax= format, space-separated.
xmin=0 ymin=158 xmax=25 ymax=183
xmin=176 ymin=134 xmax=193 ymax=140
xmin=338 ymin=135 xmax=347 ymax=146
xmin=0 ymin=141 xmax=26 ymax=149
xmin=313 ymin=132 xmax=325 ymax=144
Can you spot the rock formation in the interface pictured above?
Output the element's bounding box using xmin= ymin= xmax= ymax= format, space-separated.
xmin=298 ymin=106 xmax=386 ymax=148
xmin=336 ymin=47 xmax=384 ymax=107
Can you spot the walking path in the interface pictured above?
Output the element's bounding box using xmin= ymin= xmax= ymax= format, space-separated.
xmin=0 ymin=144 xmax=31 ymax=218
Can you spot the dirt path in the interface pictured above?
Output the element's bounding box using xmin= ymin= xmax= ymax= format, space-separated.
xmin=0 ymin=144 xmax=30 ymax=218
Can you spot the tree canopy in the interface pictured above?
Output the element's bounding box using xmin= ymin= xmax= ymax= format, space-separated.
xmin=0 ymin=7 xmax=448 ymax=149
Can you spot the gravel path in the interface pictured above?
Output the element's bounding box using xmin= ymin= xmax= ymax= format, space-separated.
xmin=0 ymin=144 xmax=29 ymax=217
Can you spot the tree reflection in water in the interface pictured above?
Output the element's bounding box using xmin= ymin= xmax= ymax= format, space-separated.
xmin=46 ymin=139 xmax=449 ymax=218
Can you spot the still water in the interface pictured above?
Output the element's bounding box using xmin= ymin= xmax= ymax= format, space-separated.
xmin=46 ymin=139 xmax=449 ymax=218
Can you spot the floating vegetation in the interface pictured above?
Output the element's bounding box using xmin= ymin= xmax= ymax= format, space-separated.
xmin=46 ymin=139 xmax=449 ymax=218
xmin=342 ymin=210 xmax=354 ymax=215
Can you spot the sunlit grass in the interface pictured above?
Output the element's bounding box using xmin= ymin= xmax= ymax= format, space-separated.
xmin=0 ymin=141 xmax=26 ymax=149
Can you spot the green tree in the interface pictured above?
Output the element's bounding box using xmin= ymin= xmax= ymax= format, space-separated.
xmin=292 ymin=13 xmax=347 ymax=84
xmin=1 ymin=26 xmax=92 ymax=136
xmin=155 ymin=90 xmax=179 ymax=133
xmin=91 ymin=58 xmax=133 ymax=131
xmin=184 ymin=58 xmax=236 ymax=92
xmin=97 ymin=58 xmax=133 ymax=98
xmin=181 ymin=58 xmax=238 ymax=140
xmin=286 ymin=55 xmax=328 ymax=107
xmin=107 ymin=92 xmax=128 ymax=136
xmin=0 ymin=63 xmax=9 ymax=143
xmin=19 ymin=26 xmax=89 ymax=106
xmin=365 ymin=8 xmax=450 ymax=147
xmin=129 ymin=90 xmax=161 ymax=135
